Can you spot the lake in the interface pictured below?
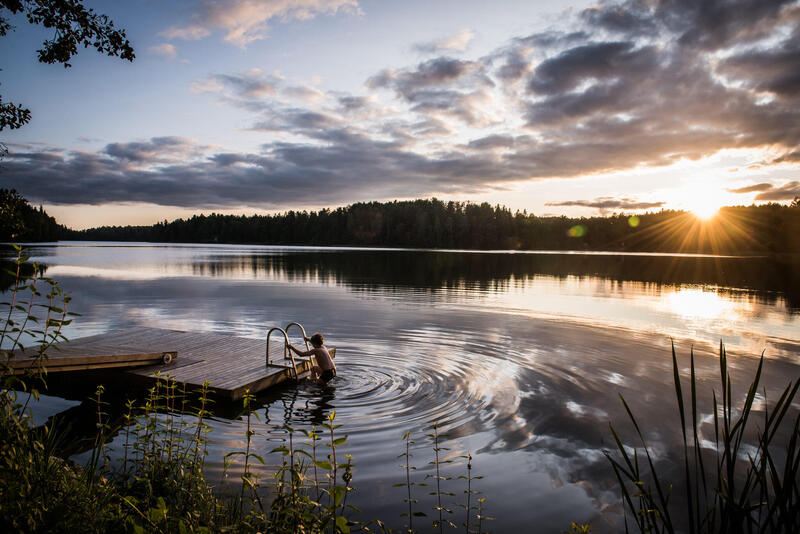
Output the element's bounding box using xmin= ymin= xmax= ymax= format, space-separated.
xmin=13 ymin=242 xmax=800 ymax=532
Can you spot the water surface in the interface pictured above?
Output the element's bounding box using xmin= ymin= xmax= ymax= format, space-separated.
xmin=14 ymin=243 xmax=800 ymax=532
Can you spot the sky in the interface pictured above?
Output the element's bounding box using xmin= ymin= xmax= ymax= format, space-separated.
xmin=0 ymin=0 xmax=799 ymax=230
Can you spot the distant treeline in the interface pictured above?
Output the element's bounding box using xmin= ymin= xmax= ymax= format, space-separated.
xmin=0 ymin=189 xmax=65 ymax=242
xmin=67 ymin=199 xmax=800 ymax=255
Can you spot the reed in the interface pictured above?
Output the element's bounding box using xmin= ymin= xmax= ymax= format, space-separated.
xmin=606 ymin=342 xmax=800 ymax=533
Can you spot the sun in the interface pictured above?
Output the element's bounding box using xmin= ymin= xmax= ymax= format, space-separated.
xmin=678 ymin=187 xmax=726 ymax=220
xmin=688 ymin=202 xmax=721 ymax=220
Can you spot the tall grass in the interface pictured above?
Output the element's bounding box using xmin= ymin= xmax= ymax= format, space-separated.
xmin=606 ymin=342 xmax=800 ymax=533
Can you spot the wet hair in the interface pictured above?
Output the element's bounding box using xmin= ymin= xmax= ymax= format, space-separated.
xmin=310 ymin=333 xmax=324 ymax=347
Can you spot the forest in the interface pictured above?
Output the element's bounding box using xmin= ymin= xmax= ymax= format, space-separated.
xmin=67 ymin=198 xmax=799 ymax=255
xmin=0 ymin=189 xmax=65 ymax=242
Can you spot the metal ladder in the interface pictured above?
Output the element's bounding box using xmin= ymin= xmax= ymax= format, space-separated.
xmin=265 ymin=322 xmax=311 ymax=380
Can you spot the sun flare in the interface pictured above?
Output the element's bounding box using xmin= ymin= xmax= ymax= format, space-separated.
xmin=675 ymin=184 xmax=729 ymax=220
xmin=688 ymin=203 xmax=721 ymax=220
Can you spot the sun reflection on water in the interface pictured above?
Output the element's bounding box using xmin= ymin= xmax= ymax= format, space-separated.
xmin=665 ymin=287 xmax=739 ymax=319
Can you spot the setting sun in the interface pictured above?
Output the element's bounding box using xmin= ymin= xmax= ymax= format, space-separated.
xmin=674 ymin=184 xmax=732 ymax=220
xmin=689 ymin=202 xmax=721 ymax=220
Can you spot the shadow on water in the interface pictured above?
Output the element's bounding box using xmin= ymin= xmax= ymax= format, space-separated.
xmin=37 ymin=371 xmax=341 ymax=458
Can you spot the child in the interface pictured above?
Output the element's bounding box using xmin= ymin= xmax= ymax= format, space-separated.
xmin=288 ymin=332 xmax=336 ymax=384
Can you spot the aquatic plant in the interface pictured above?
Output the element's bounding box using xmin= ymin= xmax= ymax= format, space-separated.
xmin=606 ymin=342 xmax=800 ymax=533
xmin=398 ymin=427 xmax=491 ymax=534
xmin=457 ymin=452 xmax=485 ymax=533
xmin=427 ymin=422 xmax=456 ymax=532
xmin=396 ymin=429 xmax=426 ymax=533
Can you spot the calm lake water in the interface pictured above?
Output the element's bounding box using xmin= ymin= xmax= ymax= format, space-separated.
xmin=13 ymin=242 xmax=800 ymax=532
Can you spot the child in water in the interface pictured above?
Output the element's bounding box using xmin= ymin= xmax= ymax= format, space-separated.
xmin=288 ymin=332 xmax=336 ymax=384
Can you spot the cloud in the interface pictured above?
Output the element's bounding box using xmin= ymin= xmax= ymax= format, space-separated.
xmin=546 ymin=197 xmax=665 ymax=211
xmin=0 ymin=135 xmax=514 ymax=209
xmin=753 ymin=181 xmax=800 ymax=201
xmin=368 ymin=57 xmax=479 ymax=94
xmin=527 ymin=41 xmax=649 ymax=94
xmin=581 ymin=0 xmax=796 ymax=50
xmin=727 ymin=183 xmax=774 ymax=194
xmin=720 ymin=34 xmax=800 ymax=97
xmin=8 ymin=0 xmax=800 ymax=211
xmin=726 ymin=181 xmax=800 ymax=200
xmin=103 ymin=137 xmax=202 ymax=164
xmin=366 ymin=57 xmax=495 ymax=125
xmin=282 ymin=85 xmax=326 ymax=103
xmin=216 ymin=71 xmax=278 ymax=99
xmin=466 ymin=135 xmax=517 ymax=150
xmin=191 ymin=70 xmax=335 ymax=114
xmin=413 ymin=28 xmax=475 ymax=54
xmin=149 ymin=43 xmax=179 ymax=60
xmin=162 ymin=0 xmax=361 ymax=48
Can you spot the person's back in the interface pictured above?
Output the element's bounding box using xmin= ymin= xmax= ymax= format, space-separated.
xmin=313 ymin=343 xmax=335 ymax=373
xmin=289 ymin=332 xmax=336 ymax=383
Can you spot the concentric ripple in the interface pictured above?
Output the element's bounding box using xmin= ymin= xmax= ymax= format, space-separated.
xmin=206 ymin=326 xmax=515 ymax=450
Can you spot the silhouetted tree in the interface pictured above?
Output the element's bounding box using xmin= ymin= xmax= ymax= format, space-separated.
xmin=0 ymin=188 xmax=63 ymax=240
xmin=65 ymin=199 xmax=800 ymax=254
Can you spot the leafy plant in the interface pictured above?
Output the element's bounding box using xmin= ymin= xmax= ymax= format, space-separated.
xmin=396 ymin=429 xmax=426 ymax=533
xmin=426 ymin=422 xmax=457 ymax=532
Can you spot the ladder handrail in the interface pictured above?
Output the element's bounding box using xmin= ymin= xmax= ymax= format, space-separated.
xmin=285 ymin=322 xmax=310 ymax=352
xmin=266 ymin=327 xmax=299 ymax=379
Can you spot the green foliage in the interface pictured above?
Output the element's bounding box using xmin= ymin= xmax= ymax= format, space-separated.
xmin=426 ymin=422 xmax=456 ymax=532
xmin=397 ymin=427 xmax=491 ymax=534
xmin=397 ymin=430 xmax=426 ymax=533
xmin=0 ymin=0 xmax=135 ymax=130
xmin=0 ymin=245 xmax=102 ymax=533
xmin=564 ymin=522 xmax=591 ymax=534
xmin=606 ymin=342 xmax=800 ymax=533
xmin=70 ymin=199 xmax=800 ymax=254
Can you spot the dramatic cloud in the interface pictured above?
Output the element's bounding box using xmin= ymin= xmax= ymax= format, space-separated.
xmin=0 ymin=135 xmax=513 ymax=208
xmin=162 ymin=0 xmax=361 ymax=47
xmin=7 ymin=0 xmax=800 ymax=211
xmin=367 ymin=57 xmax=495 ymax=125
xmin=546 ymin=197 xmax=665 ymax=211
xmin=413 ymin=28 xmax=475 ymax=54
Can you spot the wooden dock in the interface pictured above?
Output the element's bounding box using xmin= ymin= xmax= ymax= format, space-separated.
xmin=4 ymin=327 xmax=332 ymax=401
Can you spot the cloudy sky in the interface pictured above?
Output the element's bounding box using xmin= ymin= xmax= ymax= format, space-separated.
xmin=1 ymin=0 xmax=798 ymax=229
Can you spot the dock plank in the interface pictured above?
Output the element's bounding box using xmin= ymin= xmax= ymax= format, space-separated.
xmin=3 ymin=327 xmax=324 ymax=400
